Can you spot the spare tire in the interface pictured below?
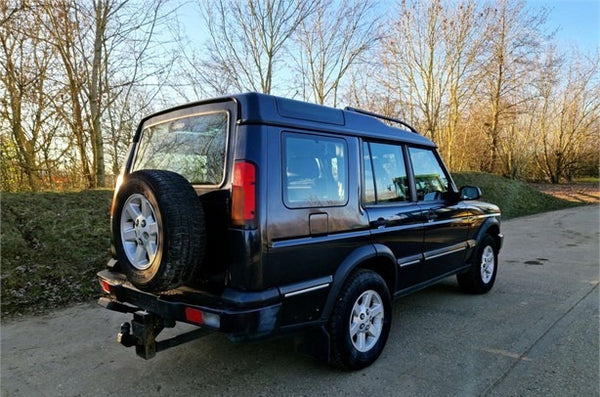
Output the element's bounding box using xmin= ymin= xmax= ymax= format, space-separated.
xmin=112 ymin=170 xmax=206 ymax=292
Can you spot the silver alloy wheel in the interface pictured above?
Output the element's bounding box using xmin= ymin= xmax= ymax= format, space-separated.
xmin=120 ymin=193 xmax=160 ymax=270
xmin=349 ymin=289 xmax=384 ymax=352
xmin=480 ymin=245 xmax=495 ymax=284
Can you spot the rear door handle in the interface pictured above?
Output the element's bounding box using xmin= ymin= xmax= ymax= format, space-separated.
xmin=370 ymin=217 xmax=388 ymax=228
xmin=427 ymin=211 xmax=438 ymax=222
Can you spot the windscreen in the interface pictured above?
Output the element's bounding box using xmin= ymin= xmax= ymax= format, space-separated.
xmin=132 ymin=111 xmax=229 ymax=185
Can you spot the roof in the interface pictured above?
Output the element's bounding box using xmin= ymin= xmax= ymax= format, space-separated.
xmin=143 ymin=92 xmax=436 ymax=148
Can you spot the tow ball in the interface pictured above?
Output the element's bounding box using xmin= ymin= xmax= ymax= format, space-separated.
xmin=116 ymin=311 xmax=211 ymax=359
xmin=117 ymin=323 xmax=136 ymax=347
xmin=117 ymin=312 xmax=166 ymax=359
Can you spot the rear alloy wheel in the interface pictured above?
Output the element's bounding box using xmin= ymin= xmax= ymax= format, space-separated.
xmin=113 ymin=170 xmax=205 ymax=292
xmin=329 ymin=269 xmax=391 ymax=370
xmin=349 ymin=290 xmax=385 ymax=353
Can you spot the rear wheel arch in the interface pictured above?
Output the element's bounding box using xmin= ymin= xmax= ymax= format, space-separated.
xmin=357 ymin=257 xmax=396 ymax=298
xmin=321 ymin=244 xmax=396 ymax=321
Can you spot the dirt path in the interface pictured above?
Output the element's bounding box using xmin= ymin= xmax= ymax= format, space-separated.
xmin=531 ymin=182 xmax=599 ymax=203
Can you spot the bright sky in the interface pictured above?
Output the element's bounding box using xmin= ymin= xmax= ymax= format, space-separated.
xmin=177 ymin=0 xmax=599 ymax=54
xmin=528 ymin=0 xmax=600 ymax=53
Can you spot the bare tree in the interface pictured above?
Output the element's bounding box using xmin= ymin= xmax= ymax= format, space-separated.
xmin=292 ymin=0 xmax=381 ymax=106
xmin=537 ymin=53 xmax=600 ymax=183
xmin=479 ymin=0 xmax=549 ymax=173
xmin=34 ymin=1 xmax=95 ymax=187
xmin=379 ymin=0 xmax=490 ymax=171
xmin=381 ymin=0 xmax=454 ymax=143
xmin=441 ymin=0 xmax=488 ymax=169
xmin=200 ymin=0 xmax=314 ymax=94
xmin=32 ymin=0 xmax=173 ymax=188
xmin=0 ymin=0 xmax=62 ymax=191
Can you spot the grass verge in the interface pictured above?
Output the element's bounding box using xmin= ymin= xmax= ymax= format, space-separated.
xmin=453 ymin=172 xmax=581 ymax=219
xmin=1 ymin=190 xmax=113 ymax=318
xmin=0 ymin=173 xmax=583 ymax=318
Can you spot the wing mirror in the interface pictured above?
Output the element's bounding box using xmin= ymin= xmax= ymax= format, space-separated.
xmin=459 ymin=186 xmax=482 ymax=200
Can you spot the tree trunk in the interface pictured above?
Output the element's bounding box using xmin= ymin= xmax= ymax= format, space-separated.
xmin=90 ymin=0 xmax=108 ymax=187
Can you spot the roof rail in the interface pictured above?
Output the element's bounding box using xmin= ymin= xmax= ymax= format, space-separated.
xmin=344 ymin=106 xmax=420 ymax=135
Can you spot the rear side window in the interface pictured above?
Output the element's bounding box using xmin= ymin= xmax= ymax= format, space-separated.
xmin=133 ymin=111 xmax=228 ymax=185
xmin=408 ymin=147 xmax=449 ymax=201
xmin=363 ymin=141 xmax=410 ymax=204
xmin=283 ymin=133 xmax=348 ymax=208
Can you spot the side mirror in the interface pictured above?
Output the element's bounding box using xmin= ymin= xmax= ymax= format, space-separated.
xmin=459 ymin=186 xmax=482 ymax=200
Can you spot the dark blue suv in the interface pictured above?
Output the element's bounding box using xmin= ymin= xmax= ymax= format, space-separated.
xmin=98 ymin=92 xmax=503 ymax=369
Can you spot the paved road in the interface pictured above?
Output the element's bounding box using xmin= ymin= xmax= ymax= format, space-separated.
xmin=2 ymin=206 xmax=599 ymax=397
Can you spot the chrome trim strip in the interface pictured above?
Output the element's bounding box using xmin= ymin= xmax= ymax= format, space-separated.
xmin=399 ymin=259 xmax=421 ymax=267
xmin=396 ymin=253 xmax=423 ymax=267
xmin=284 ymin=283 xmax=330 ymax=298
xmin=425 ymin=218 xmax=469 ymax=226
xmin=368 ymin=223 xmax=425 ymax=235
xmin=475 ymin=214 xmax=498 ymax=219
xmin=425 ymin=246 xmax=466 ymax=261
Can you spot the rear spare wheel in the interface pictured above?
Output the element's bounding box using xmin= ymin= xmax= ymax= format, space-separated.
xmin=112 ymin=170 xmax=205 ymax=292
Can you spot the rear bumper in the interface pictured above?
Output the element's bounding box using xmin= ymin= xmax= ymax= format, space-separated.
xmin=97 ymin=269 xmax=281 ymax=340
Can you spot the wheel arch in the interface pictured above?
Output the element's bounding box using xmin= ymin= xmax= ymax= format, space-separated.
xmin=320 ymin=243 xmax=396 ymax=322
xmin=476 ymin=217 xmax=502 ymax=250
xmin=468 ymin=217 xmax=502 ymax=263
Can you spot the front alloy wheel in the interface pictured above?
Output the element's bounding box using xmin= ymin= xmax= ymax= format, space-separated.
xmin=480 ymin=245 xmax=495 ymax=284
xmin=457 ymin=234 xmax=498 ymax=294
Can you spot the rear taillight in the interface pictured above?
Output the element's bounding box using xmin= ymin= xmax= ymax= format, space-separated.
xmin=231 ymin=161 xmax=256 ymax=227
xmin=184 ymin=307 xmax=220 ymax=328
xmin=99 ymin=279 xmax=111 ymax=294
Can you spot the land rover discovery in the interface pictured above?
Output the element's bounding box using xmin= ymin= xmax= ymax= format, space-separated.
xmin=98 ymin=92 xmax=503 ymax=370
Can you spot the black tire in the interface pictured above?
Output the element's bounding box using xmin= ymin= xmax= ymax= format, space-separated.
xmin=112 ymin=170 xmax=205 ymax=292
xmin=457 ymin=234 xmax=498 ymax=294
xmin=329 ymin=269 xmax=392 ymax=370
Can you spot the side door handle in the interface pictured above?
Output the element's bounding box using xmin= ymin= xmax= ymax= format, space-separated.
xmin=427 ymin=211 xmax=438 ymax=222
xmin=370 ymin=217 xmax=388 ymax=229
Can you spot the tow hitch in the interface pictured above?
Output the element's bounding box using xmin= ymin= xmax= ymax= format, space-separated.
xmin=116 ymin=311 xmax=211 ymax=360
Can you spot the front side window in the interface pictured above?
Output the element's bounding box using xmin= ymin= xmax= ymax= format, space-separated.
xmin=408 ymin=147 xmax=449 ymax=201
xmin=283 ymin=133 xmax=348 ymax=207
xmin=133 ymin=111 xmax=228 ymax=185
xmin=364 ymin=142 xmax=410 ymax=204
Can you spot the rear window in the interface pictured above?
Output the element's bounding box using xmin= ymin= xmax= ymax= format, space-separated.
xmin=283 ymin=133 xmax=348 ymax=208
xmin=132 ymin=111 xmax=229 ymax=185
